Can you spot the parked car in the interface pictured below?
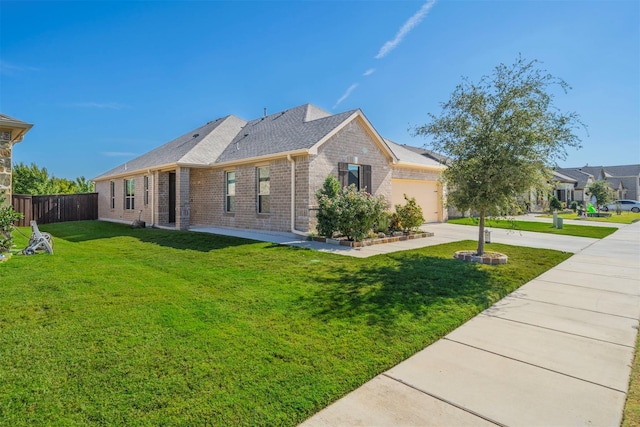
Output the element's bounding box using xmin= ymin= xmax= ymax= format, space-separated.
xmin=600 ymin=200 xmax=640 ymax=213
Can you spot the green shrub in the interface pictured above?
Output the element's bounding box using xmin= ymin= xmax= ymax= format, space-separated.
xmin=335 ymin=185 xmax=387 ymax=241
xmin=394 ymin=194 xmax=425 ymax=232
xmin=373 ymin=211 xmax=392 ymax=234
xmin=549 ymin=196 xmax=562 ymax=212
xmin=0 ymin=193 xmax=23 ymax=253
xmin=570 ymin=201 xmax=578 ymax=212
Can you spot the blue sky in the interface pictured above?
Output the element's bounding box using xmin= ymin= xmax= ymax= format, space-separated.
xmin=1 ymin=0 xmax=638 ymax=180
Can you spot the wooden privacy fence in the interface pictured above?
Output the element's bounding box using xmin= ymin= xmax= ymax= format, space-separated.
xmin=12 ymin=193 xmax=98 ymax=227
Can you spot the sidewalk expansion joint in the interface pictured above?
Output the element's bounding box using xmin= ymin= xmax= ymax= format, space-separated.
xmin=381 ymin=373 xmax=506 ymax=427
xmin=443 ymin=338 xmax=628 ymax=394
xmin=478 ymin=313 xmax=635 ymax=349
xmin=535 ymin=279 xmax=640 ymax=297
xmin=509 ymin=295 xmax=640 ymax=321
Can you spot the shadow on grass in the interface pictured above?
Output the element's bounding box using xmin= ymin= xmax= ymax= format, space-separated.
xmin=34 ymin=220 xmax=255 ymax=252
xmin=300 ymin=252 xmax=495 ymax=328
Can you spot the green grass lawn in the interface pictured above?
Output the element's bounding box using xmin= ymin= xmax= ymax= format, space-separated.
xmin=538 ymin=211 xmax=640 ymax=224
xmin=448 ymin=217 xmax=617 ymax=239
xmin=623 ymin=336 xmax=640 ymax=426
xmin=1 ymin=221 xmax=571 ymax=426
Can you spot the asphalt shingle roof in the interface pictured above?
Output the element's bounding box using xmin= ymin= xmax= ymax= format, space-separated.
xmin=94 ymin=116 xmax=246 ymax=180
xmin=384 ymin=140 xmax=445 ymax=169
xmin=95 ymin=104 xmax=443 ymax=180
xmin=554 ymin=168 xmax=594 ymax=189
xmin=215 ymin=105 xmax=357 ymax=164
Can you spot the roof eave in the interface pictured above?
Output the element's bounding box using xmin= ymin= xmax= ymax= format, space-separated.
xmin=210 ymin=149 xmax=310 ymax=168
xmin=0 ymin=120 xmax=34 ymax=144
xmin=394 ymin=161 xmax=446 ymax=171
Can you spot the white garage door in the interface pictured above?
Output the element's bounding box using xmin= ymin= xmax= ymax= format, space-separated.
xmin=391 ymin=179 xmax=440 ymax=223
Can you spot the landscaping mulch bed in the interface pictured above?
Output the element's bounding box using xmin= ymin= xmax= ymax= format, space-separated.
xmin=312 ymin=231 xmax=434 ymax=247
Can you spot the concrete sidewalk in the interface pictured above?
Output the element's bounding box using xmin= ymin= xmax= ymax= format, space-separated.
xmin=301 ymin=222 xmax=640 ymax=426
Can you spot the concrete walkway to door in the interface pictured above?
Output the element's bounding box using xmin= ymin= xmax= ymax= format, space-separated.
xmin=301 ymin=221 xmax=640 ymax=426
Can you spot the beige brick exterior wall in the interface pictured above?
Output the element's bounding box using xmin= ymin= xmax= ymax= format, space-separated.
xmin=392 ymin=166 xmax=440 ymax=182
xmin=190 ymin=159 xmax=294 ymax=232
xmin=306 ymin=118 xmax=393 ymax=231
xmin=96 ymin=174 xmax=154 ymax=225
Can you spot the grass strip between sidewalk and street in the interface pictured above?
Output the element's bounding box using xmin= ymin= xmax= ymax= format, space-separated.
xmin=0 ymin=221 xmax=572 ymax=426
xmin=623 ymin=333 xmax=640 ymax=426
xmin=448 ymin=217 xmax=617 ymax=239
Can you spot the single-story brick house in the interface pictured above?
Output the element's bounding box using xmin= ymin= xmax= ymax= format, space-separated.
xmin=0 ymin=113 xmax=33 ymax=205
xmin=93 ymin=104 xmax=445 ymax=233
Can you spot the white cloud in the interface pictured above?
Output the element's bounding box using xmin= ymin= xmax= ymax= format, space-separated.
xmin=375 ymin=0 xmax=437 ymax=59
xmin=333 ymin=83 xmax=359 ymax=109
xmin=66 ymin=102 xmax=129 ymax=110
xmin=101 ymin=151 xmax=137 ymax=157
xmin=363 ymin=68 xmax=376 ymax=76
xmin=0 ymin=60 xmax=39 ymax=75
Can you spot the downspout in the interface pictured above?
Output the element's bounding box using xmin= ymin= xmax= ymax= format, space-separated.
xmin=148 ymin=169 xmax=155 ymax=227
xmin=287 ymin=154 xmax=308 ymax=237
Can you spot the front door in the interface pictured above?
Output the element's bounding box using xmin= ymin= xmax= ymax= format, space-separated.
xmin=168 ymin=172 xmax=176 ymax=223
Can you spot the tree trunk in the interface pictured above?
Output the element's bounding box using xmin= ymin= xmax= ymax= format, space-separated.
xmin=477 ymin=210 xmax=485 ymax=256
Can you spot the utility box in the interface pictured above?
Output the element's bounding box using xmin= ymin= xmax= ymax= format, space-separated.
xmin=484 ymin=229 xmax=491 ymax=243
xmin=556 ymin=218 xmax=563 ymax=229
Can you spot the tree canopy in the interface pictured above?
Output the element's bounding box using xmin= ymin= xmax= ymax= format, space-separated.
xmin=12 ymin=162 xmax=94 ymax=195
xmin=414 ymin=56 xmax=584 ymax=255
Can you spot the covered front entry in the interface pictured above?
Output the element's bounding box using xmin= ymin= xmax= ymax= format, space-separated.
xmin=391 ymin=179 xmax=441 ymax=223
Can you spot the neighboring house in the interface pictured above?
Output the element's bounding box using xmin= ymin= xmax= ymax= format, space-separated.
xmin=554 ymin=165 xmax=640 ymax=205
xmin=93 ymin=104 xmax=445 ymax=233
xmin=553 ymin=167 xmax=595 ymax=205
xmin=577 ymin=165 xmax=640 ymax=201
xmin=0 ymin=114 xmax=33 ymax=205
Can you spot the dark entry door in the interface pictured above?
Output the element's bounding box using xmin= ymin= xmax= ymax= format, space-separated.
xmin=169 ymin=172 xmax=176 ymax=223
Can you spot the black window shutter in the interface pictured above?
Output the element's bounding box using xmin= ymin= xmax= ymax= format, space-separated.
xmin=338 ymin=162 xmax=348 ymax=188
xmin=362 ymin=165 xmax=372 ymax=193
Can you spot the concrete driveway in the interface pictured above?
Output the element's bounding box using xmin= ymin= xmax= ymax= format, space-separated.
xmin=191 ymin=221 xmax=599 ymax=258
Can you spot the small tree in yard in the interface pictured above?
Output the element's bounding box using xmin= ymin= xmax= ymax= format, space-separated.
xmin=0 ymin=193 xmax=23 ymax=253
xmin=549 ymin=196 xmax=563 ymax=212
xmin=315 ymin=175 xmax=342 ymax=238
xmin=413 ymin=56 xmax=583 ymax=255
xmin=586 ymin=180 xmax=613 ymax=213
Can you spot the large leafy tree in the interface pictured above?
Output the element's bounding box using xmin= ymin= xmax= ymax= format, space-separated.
xmin=414 ymin=56 xmax=583 ymax=255
xmin=12 ymin=162 xmax=94 ymax=195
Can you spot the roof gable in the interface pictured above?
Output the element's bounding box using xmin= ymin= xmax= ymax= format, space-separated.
xmin=215 ymin=104 xmax=357 ymax=164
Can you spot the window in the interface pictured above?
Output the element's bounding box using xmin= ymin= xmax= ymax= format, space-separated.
xmin=226 ymin=171 xmax=236 ymax=213
xmin=124 ymin=178 xmax=135 ymax=210
xmin=144 ymin=176 xmax=149 ymax=205
xmin=348 ymin=164 xmax=361 ymax=189
xmin=110 ymin=181 xmax=115 ymax=209
xmin=338 ymin=162 xmax=372 ymax=193
xmin=257 ymin=166 xmax=270 ymax=213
